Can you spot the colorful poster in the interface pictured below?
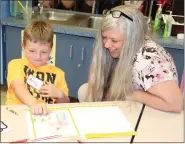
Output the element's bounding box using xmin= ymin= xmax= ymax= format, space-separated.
xmin=21 ymin=30 xmax=56 ymax=65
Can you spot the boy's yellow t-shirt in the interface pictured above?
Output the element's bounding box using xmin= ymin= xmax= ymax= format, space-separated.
xmin=6 ymin=58 xmax=68 ymax=105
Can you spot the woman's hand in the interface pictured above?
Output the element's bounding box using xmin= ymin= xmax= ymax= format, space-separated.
xmin=30 ymin=102 xmax=48 ymax=115
xmin=39 ymin=82 xmax=64 ymax=99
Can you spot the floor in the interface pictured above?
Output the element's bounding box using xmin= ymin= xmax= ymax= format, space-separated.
xmin=1 ymin=84 xmax=7 ymax=105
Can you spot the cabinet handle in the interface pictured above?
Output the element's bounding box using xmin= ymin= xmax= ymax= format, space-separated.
xmin=70 ymin=45 xmax=73 ymax=59
xmin=81 ymin=47 xmax=84 ymax=61
xmin=3 ymin=33 xmax=6 ymax=43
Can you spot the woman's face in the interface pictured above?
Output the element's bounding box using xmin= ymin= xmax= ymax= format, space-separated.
xmin=102 ymin=28 xmax=124 ymax=58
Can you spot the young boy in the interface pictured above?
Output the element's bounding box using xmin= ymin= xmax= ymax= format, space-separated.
xmin=6 ymin=20 xmax=70 ymax=114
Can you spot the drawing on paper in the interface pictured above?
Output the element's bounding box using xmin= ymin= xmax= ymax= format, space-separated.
xmin=30 ymin=109 xmax=79 ymax=139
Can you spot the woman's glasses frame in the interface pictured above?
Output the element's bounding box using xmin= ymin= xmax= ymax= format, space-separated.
xmin=103 ymin=10 xmax=133 ymax=22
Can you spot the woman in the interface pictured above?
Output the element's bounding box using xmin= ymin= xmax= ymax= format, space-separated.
xmin=78 ymin=5 xmax=183 ymax=112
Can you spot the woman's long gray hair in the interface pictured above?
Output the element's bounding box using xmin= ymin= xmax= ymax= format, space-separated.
xmin=86 ymin=5 xmax=148 ymax=101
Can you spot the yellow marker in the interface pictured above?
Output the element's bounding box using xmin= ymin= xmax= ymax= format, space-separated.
xmin=6 ymin=107 xmax=19 ymax=115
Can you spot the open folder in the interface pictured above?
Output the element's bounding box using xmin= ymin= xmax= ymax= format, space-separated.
xmin=25 ymin=105 xmax=136 ymax=140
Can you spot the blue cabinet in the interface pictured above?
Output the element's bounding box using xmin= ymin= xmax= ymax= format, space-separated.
xmin=5 ymin=26 xmax=22 ymax=67
xmin=3 ymin=26 xmax=22 ymax=83
xmin=55 ymin=33 xmax=94 ymax=98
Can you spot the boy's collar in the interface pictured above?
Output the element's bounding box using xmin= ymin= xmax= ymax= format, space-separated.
xmin=24 ymin=58 xmax=50 ymax=70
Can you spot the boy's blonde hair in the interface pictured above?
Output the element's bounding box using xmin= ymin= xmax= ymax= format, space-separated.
xmin=23 ymin=20 xmax=53 ymax=48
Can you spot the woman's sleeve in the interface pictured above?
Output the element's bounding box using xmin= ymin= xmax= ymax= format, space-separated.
xmin=140 ymin=57 xmax=178 ymax=91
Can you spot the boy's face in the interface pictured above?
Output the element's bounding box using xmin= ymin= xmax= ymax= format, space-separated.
xmin=22 ymin=40 xmax=52 ymax=67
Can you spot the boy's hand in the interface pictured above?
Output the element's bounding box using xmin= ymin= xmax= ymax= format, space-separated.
xmin=39 ymin=82 xmax=64 ymax=99
xmin=30 ymin=103 xmax=48 ymax=115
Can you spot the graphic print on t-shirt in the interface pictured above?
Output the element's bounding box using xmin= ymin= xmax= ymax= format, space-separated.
xmin=23 ymin=65 xmax=56 ymax=104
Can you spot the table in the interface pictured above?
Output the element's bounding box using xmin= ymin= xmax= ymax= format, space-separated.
xmin=133 ymin=106 xmax=184 ymax=143
xmin=1 ymin=101 xmax=143 ymax=143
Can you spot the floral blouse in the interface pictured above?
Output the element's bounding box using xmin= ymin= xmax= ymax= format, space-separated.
xmin=132 ymin=38 xmax=178 ymax=91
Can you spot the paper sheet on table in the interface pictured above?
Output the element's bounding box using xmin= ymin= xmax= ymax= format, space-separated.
xmin=70 ymin=106 xmax=136 ymax=139
xmin=25 ymin=105 xmax=136 ymax=140
xmin=0 ymin=121 xmax=12 ymax=134
xmin=25 ymin=109 xmax=79 ymax=140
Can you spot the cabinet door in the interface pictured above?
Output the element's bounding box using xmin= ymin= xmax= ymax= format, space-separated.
xmin=55 ymin=33 xmax=95 ymax=98
xmin=73 ymin=36 xmax=94 ymax=96
xmin=55 ymin=33 xmax=78 ymax=98
xmin=5 ymin=26 xmax=22 ymax=80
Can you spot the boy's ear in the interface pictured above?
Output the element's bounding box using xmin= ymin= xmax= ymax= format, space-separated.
xmin=21 ymin=43 xmax=25 ymax=50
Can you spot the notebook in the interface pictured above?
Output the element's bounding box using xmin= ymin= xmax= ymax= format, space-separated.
xmin=25 ymin=105 xmax=136 ymax=140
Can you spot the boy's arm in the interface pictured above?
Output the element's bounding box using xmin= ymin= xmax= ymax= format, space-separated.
xmin=7 ymin=60 xmax=38 ymax=106
xmin=55 ymin=70 xmax=70 ymax=103
xmin=55 ymin=91 xmax=70 ymax=103
xmin=39 ymin=69 xmax=70 ymax=103
xmin=11 ymin=80 xmax=40 ymax=106
xmin=39 ymin=82 xmax=70 ymax=103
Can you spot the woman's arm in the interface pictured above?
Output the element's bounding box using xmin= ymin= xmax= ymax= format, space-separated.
xmin=133 ymin=80 xmax=183 ymax=112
